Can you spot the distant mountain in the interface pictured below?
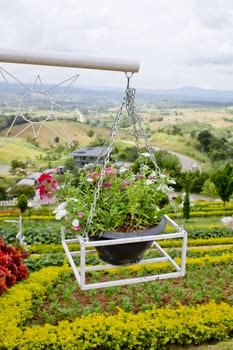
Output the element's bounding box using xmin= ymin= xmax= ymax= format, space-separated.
xmin=136 ymin=86 xmax=233 ymax=104
xmin=0 ymin=82 xmax=233 ymax=105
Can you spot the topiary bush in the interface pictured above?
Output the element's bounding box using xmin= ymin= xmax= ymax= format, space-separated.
xmin=0 ymin=237 xmax=29 ymax=295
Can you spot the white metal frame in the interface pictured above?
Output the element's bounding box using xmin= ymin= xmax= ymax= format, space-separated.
xmin=0 ymin=48 xmax=140 ymax=73
xmin=61 ymin=215 xmax=187 ymax=290
xmin=4 ymin=214 xmax=25 ymax=246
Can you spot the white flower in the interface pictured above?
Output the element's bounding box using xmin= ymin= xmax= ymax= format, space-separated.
xmin=146 ymin=179 xmax=154 ymax=185
xmin=119 ymin=166 xmax=128 ymax=174
xmin=72 ymin=219 xmax=80 ymax=228
xmin=54 ymin=202 xmax=67 ymax=220
xmin=141 ymin=152 xmax=150 ymax=158
xmin=168 ymin=178 xmax=176 ymax=185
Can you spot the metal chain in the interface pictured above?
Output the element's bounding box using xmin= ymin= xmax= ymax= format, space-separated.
xmin=125 ymin=76 xmax=181 ymax=220
xmin=85 ymin=74 xmax=182 ymax=237
xmin=84 ymin=94 xmax=126 ymax=237
xmin=125 ymin=83 xmax=161 ymax=176
xmin=126 ymin=85 xmax=142 ymax=169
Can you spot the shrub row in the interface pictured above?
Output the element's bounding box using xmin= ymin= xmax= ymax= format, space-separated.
xmin=29 ymin=236 xmax=233 ymax=254
xmin=24 ymin=242 xmax=233 ymax=273
xmin=2 ymin=209 xmax=232 ymax=221
xmin=0 ymin=260 xmax=233 ymax=349
xmin=190 ymin=201 xmax=233 ymax=209
xmin=169 ymin=209 xmax=233 ymax=218
xmin=1 ymin=218 xmax=232 ymax=247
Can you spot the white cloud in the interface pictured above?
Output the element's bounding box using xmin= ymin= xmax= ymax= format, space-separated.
xmin=1 ymin=0 xmax=233 ymax=90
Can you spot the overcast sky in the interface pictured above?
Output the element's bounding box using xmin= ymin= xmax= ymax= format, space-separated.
xmin=1 ymin=0 xmax=233 ymax=91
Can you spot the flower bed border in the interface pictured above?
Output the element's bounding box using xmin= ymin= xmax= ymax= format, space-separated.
xmin=1 ymin=261 xmax=233 ymax=349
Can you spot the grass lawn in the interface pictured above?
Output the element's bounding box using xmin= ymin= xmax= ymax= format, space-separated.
xmin=0 ymin=138 xmax=43 ymax=165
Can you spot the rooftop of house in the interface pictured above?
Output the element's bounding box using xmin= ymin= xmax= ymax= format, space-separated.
xmin=70 ymin=146 xmax=110 ymax=158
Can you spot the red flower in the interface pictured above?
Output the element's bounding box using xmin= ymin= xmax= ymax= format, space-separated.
xmin=0 ymin=237 xmax=29 ymax=295
xmin=36 ymin=172 xmax=58 ymax=200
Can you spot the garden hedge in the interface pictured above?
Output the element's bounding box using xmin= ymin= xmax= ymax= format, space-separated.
xmin=1 ymin=255 xmax=233 ymax=349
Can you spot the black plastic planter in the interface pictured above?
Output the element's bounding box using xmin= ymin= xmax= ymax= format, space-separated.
xmin=90 ymin=217 xmax=167 ymax=266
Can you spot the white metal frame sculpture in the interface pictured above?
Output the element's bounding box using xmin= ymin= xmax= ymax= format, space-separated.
xmin=0 ymin=48 xmax=187 ymax=290
xmin=0 ymin=66 xmax=81 ymax=145
xmin=0 ymin=49 xmax=139 ymax=146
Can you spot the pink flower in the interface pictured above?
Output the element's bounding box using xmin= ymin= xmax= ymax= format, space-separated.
xmin=121 ymin=180 xmax=131 ymax=187
xmin=105 ymin=167 xmax=116 ymax=175
xmin=77 ymin=212 xmax=83 ymax=218
xmin=73 ymin=225 xmax=81 ymax=231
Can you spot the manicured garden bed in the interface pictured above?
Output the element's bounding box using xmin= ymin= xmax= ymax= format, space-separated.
xmin=0 ymin=248 xmax=233 ymax=349
xmin=0 ymin=199 xmax=233 ymax=349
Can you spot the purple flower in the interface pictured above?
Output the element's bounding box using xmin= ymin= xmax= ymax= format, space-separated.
xmin=135 ymin=174 xmax=143 ymax=180
xmin=103 ymin=182 xmax=111 ymax=188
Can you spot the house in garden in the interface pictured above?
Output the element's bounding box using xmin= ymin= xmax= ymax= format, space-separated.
xmin=15 ymin=172 xmax=42 ymax=187
xmin=70 ymin=146 xmax=110 ymax=168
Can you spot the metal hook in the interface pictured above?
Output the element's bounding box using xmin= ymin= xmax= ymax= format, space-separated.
xmin=125 ymin=72 xmax=134 ymax=88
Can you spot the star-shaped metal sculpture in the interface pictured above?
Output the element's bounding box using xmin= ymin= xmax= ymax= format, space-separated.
xmin=0 ymin=66 xmax=80 ymax=146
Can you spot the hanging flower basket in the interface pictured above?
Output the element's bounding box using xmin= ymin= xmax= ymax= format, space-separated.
xmin=54 ymin=164 xmax=175 ymax=265
xmin=90 ymin=216 xmax=167 ymax=265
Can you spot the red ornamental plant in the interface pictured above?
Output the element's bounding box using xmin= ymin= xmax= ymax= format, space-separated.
xmin=36 ymin=172 xmax=58 ymax=200
xmin=0 ymin=237 xmax=28 ymax=295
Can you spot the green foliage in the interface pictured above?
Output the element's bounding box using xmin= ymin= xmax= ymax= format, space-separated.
xmin=155 ymin=149 xmax=182 ymax=173
xmin=183 ymin=191 xmax=190 ymax=219
xmin=86 ymin=129 xmax=94 ymax=137
xmin=198 ymin=130 xmax=215 ymax=152
xmin=117 ymin=146 xmax=138 ymax=162
xmin=132 ymin=150 xmax=181 ymax=175
xmin=197 ymin=130 xmax=233 ymax=162
xmin=9 ymin=184 xmax=35 ymax=199
xmin=201 ymin=178 xmax=218 ymax=199
xmin=1 ymin=262 xmax=233 ymax=349
xmin=17 ymin=194 xmax=28 ymax=213
xmin=88 ymin=135 xmax=108 ymax=146
xmin=64 ymin=157 xmax=79 ymax=173
xmin=0 ymin=186 xmax=7 ymax=200
xmin=212 ymin=162 xmax=233 ymax=204
xmin=175 ymin=170 xmax=209 ymax=193
xmin=182 ymin=175 xmax=191 ymax=219
xmin=24 ymin=253 xmax=65 ymax=272
xmin=56 ymin=167 xmax=171 ymax=235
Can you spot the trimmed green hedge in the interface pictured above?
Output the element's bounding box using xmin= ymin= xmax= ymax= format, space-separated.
xmin=1 ymin=256 xmax=233 ymax=349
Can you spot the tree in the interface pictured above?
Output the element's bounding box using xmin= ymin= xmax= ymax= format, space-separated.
xmin=211 ymin=163 xmax=233 ymax=205
xmin=54 ymin=136 xmax=60 ymax=144
xmin=87 ymin=129 xmax=94 ymax=138
xmin=0 ymin=186 xmax=6 ymax=200
xmin=9 ymin=185 xmax=35 ymax=199
xmin=197 ymin=130 xmax=214 ymax=152
xmin=17 ymin=194 xmax=28 ymax=213
xmin=201 ymin=179 xmax=218 ymax=200
xmin=155 ymin=150 xmax=182 ymax=174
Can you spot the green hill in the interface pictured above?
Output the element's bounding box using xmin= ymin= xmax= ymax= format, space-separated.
xmin=0 ymin=138 xmax=43 ymax=165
